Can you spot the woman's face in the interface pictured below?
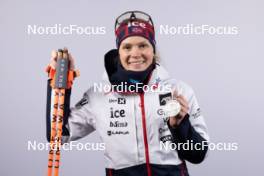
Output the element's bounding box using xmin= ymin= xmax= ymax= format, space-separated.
xmin=119 ymin=36 xmax=154 ymax=71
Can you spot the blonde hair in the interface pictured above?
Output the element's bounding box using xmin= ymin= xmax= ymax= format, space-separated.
xmin=154 ymin=49 xmax=160 ymax=63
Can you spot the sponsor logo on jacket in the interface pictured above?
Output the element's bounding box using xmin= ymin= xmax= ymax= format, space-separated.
xmin=107 ymin=131 xmax=129 ymax=136
xmin=159 ymin=93 xmax=172 ymax=106
xmin=192 ymin=108 xmax=201 ymax=119
xmin=110 ymin=121 xmax=128 ymax=127
xmin=109 ymin=98 xmax=126 ymax=104
xmin=160 ymin=135 xmax=172 ymax=143
xmin=110 ymin=108 xmax=126 ymax=118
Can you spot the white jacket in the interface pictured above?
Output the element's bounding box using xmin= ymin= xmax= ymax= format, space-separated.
xmin=51 ymin=64 xmax=209 ymax=170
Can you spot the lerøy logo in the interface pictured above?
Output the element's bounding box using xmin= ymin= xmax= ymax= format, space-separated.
xmin=109 ymin=99 xmax=118 ymax=103
xmin=108 ymin=98 xmax=126 ymax=104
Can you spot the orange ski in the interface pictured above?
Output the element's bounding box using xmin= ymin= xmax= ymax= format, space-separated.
xmin=47 ymin=49 xmax=69 ymax=176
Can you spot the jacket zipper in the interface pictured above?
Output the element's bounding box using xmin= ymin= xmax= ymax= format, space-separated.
xmin=139 ymin=93 xmax=152 ymax=176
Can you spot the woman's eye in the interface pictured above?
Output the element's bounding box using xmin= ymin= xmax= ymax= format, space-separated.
xmin=139 ymin=44 xmax=147 ymax=48
xmin=123 ymin=45 xmax=131 ymax=50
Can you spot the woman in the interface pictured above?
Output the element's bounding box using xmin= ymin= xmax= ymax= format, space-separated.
xmin=46 ymin=11 xmax=209 ymax=176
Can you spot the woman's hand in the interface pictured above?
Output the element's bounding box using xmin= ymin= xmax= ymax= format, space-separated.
xmin=169 ymin=90 xmax=189 ymax=128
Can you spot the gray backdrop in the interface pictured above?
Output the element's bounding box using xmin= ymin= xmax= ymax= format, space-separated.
xmin=1 ymin=0 xmax=263 ymax=175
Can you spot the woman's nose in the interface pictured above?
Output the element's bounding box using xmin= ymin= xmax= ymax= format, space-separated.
xmin=130 ymin=47 xmax=141 ymax=58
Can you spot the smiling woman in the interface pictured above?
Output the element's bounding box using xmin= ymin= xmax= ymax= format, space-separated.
xmin=45 ymin=10 xmax=209 ymax=176
xmin=119 ymin=36 xmax=154 ymax=71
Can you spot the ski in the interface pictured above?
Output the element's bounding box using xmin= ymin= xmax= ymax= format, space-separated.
xmin=47 ymin=48 xmax=69 ymax=176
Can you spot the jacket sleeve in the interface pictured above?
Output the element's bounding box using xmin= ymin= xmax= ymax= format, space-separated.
xmin=63 ymin=88 xmax=96 ymax=143
xmin=46 ymin=80 xmax=96 ymax=143
xmin=168 ymin=84 xmax=209 ymax=164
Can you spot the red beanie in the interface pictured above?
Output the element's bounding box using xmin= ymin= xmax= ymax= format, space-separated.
xmin=115 ymin=11 xmax=156 ymax=50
